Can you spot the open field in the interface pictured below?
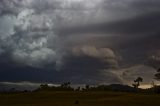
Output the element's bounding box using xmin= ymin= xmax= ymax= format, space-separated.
xmin=0 ymin=91 xmax=160 ymax=106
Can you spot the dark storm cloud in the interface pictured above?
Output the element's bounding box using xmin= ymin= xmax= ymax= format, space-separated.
xmin=60 ymin=12 xmax=160 ymax=37
xmin=146 ymin=51 xmax=160 ymax=69
xmin=59 ymin=11 xmax=160 ymax=68
xmin=0 ymin=0 xmax=160 ymax=85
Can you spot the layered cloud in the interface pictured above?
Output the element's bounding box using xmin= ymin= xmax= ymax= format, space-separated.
xmin=72 ymin=46 xmax=119 ymax=68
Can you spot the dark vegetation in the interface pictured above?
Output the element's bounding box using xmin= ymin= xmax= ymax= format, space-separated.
xmin=1 ymin=89 xmax=160 ymax=106
xmin=37 ymin=82 xmax=74 ymax=91
xmin=1 ymin=71 xmax=160 ymax=94
xmin=1 ymin=84 xmax=160 ymax=106
xmin=0 ymin=68 xmax=160 ymax=105
xmin=2 ymin=81 xmax=160 ymax=94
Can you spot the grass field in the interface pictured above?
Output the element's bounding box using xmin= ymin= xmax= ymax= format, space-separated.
xmin=0 ymin=91 xmax=160 ymax=106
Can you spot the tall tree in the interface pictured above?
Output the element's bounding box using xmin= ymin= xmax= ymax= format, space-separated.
xmin=132 ymin=77 xmax=143 ymax=89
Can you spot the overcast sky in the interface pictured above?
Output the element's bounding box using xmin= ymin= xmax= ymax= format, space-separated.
xmin=0 ymin=0 xmax=160 ymax=85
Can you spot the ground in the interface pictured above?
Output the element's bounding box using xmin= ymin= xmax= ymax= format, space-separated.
xmin=0 ymin=91 xmax=160 ymax=106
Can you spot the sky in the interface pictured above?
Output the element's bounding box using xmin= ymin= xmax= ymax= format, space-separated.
xmin=0 ymin=0 xmax=160 ymax=86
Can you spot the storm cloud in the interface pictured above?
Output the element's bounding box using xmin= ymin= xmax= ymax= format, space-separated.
xmin=0 ymin=0 xmax=160 ymax=85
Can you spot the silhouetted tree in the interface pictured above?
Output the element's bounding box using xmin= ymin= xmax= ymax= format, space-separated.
xmin=85 ymin=85 xmax=90 ymax=90
xmin=40 ymin=84 xmax=49 ymax=89
xmin=132 ymin=77 xmax=143 ymax=89
xmin=61 ymin=82 xmax=71 ymax=88
xmin=155 ymin=68 xmax=160 ymax=80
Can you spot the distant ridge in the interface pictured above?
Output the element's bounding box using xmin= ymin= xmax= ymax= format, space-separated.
xmin=109 ymin=84 xmax=136 ymax=92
